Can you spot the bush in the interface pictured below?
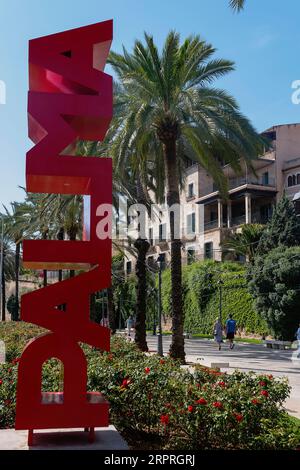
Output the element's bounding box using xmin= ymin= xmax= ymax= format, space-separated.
xmin=160 ymin=260 xmax=268 ymax=336
xmin=0 ymin=323 xmax=298 ymax=449
xmin=248 ymin=246 xmax=300 ymax=340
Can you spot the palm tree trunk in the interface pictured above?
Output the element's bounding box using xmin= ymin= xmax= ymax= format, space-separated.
xmin=68 ymin=227 xmax=77 ymax=278
xmin=42 ymin=230 xmax=48 ymax=287
xmin=134 ymin=238 xmax=150 ymax=351
xmin=1 ymin=265 xmax=6 ymax=321
xmin=107 ymin=286 xmax=116 ymax=334
xmin=57 ymin=227 xmax=64 ymax=282
xmin=90 ymin=293 xmax=98 ymax=322
xmin=164 ymin=139 xmax=185 ymax=363
xmin=14 ymin=242 xmax=20 ymax=321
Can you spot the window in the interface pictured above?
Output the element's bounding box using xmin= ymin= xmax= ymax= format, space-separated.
xmin=159 ymin=223 xmax=166 ymax=242
xmin=287 ymin=174 xmax=299 ymax=187
xmin=204 ymin=242 xmax=213 ymax=259
xmin=149 ymin=227 xmax=153 ymax=246
xmin=187 ymin=248 xmax=195 ymax=265
xmin=187 ymin=213 xmax=196 ymax=235
xmin=126 ymin=261 xmax=132 ymax=275
xmin=262 ymin=172 xmax=269 ymax=185
xmin=187 ymin=183 xmax=195 ymax=198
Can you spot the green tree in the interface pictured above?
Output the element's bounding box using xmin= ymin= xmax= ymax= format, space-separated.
xmin=3 ymin=202 xmax=32 ymax=320
xmin=257 ymin=195 xmax=300 ymax=254
xmin=108 ymin=32 xmax=266 ymax=361
xmin=222 ymin=223 xmax=265 ymax=262
xmin=248 ymin=246 xmax=300 ymax=340
xmin=0 ymin=237 xmax=15 ymax=321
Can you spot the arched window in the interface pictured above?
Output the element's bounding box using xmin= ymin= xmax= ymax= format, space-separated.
xmin=293 ymin=174 xmax=297 ymax=186
xmin=288 ymin=175 xmax=293 ymax=187
xmin=297 ymin=174 xmax=300 ymax=185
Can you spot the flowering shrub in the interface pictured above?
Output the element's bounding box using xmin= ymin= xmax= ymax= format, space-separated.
xmin=0 ymin=322 xmax=299 ymax=449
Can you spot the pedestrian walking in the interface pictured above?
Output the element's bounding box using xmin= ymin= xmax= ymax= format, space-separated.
xmin=225 ymin=313 xmax=237 ymax=350
xmin=126 ymin=315 xmax=134 ymax=337
xmin=213 ymin=317 xmax=223 ymax=351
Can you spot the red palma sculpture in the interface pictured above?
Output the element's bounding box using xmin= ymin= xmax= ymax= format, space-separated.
xmin=15 ymin=20 xmax=113 ymax=446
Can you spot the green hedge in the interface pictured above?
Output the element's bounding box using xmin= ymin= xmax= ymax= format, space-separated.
xmin=161 ymin=260 xmax=268 ymax=336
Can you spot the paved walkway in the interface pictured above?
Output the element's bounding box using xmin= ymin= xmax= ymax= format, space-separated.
xmin=147 ymin=336 xmax=300 ymax=418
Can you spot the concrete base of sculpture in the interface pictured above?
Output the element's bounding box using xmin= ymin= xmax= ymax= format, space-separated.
xmin=0 ymin=426 xmax=128 ymax=450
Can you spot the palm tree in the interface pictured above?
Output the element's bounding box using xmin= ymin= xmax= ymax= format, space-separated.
xmin=222 ymin=223 xmax=265 ymax=263
xmin=79 ymin=138 xmax=153 ymax=348
xmin=3 ymin=202 xmax=31 ymax=320
xmin=0 ymin=236 xmax=15 ymax=321
xmin=108 ymin=32 xmax=266 ymax=361
xmin=229 ymin=0 xmax=245 ymax=11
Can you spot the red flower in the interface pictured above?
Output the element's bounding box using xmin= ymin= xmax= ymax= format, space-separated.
xmin=213 ymin=401 xmax=223 ymax=409
xmin=196 ymin=398 xmax=207 ymax=405
xmin=4 ymin=399 xmax=11 ymax=406
xmin=159 ymin=359 xmax=165 ymax=365
xmin=147 ymin=393 xmax=153 ymax=400
xmin=165 ymin=403 xmax=171 ymax=408
xmin=144 ymin=367 xmax=151 ymax=374
xmin=252 ymin=398 xmax=261 ymax=405
xmin=187 ymin=405 xmax=194 ymax=413
xmin=8 ymin=369 xmax=12 ymax=374
xmin=160 ymin=414 xmax=169 ymax=426
xmin=268 ymin=375 xmax=273 ymax=380
xmin=261 ymin=390 xmax=269 ymax=397
xmin=259 ymin=381 xmax=266 ymax=387
xmin=0 ymin=380 xmax=2 ymax=385
xmin=218 ymin=381 xmax=226 ymax=388
xmin=121 ymin=379 xmax=130 ymax=388
xmin=234 ymin=413 xmax=243 ymax=423
xmin=108 ymin=354 xmax=113 ymax=361
xmin=196 ymin=383 xmax=201 ymax=389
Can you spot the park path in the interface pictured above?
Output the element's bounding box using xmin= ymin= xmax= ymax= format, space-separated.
xmin=147 ymin=335 xmax=300 ymax=418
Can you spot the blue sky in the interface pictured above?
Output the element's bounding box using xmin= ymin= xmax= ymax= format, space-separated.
xmin=1 ymin=0 xmax=300 ymax=207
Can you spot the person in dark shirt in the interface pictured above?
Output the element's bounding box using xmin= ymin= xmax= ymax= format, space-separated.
xmin=225 ymin=314 xmax=237 ymax=350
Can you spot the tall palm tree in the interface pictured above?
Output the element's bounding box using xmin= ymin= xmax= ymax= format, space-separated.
xmin=108 ymin=32 xmax=266 ymax=361
xmin=79 ymin=139 xmax=154 ymax=347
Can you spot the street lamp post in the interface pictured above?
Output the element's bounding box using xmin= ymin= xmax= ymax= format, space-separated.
xmin=0 ymin=215 xmax=4 ymax=321
xmin=157 ymin=254 xmax=163 ymax=357
xmin=217 ymin=278 xmax=223 ymax=324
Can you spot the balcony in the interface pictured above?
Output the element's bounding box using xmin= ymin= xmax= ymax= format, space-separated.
xmin=201 ymin=176 xmax=276 ymax=198
xmin=231 ymin=215 xmax=246 ymax=226
xmin=204 ymin=219 xmax=218 ymax=231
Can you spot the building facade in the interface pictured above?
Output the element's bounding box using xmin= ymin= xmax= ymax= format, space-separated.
xmin=123 ymin=123 xmax=300 ymax=274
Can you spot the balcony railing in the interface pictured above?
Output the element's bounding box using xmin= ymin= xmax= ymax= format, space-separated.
xmin=231 ymin=215 xmax=246 ymax=226
xmin=201 ymin=176 xmax=276 ymax=197
xmin=204 ymin=219 xmax=218 ymax=231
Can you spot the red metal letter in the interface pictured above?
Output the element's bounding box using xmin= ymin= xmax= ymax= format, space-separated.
xmin=15 ymin=20 xmax=113 ymax=439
